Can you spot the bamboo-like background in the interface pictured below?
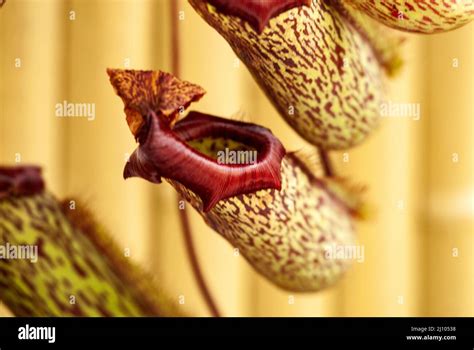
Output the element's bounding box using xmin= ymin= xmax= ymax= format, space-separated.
xmin=0 ymin=0 xmax=472 ymax=316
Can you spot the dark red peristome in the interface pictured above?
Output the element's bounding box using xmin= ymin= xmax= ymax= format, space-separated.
xmin=0 ymin=166 xmax=45 ymax=199
xmin=124 ymin=111 xmax=286 ymax=212
xmin=207 ymin=0 xmax=311 ymax=33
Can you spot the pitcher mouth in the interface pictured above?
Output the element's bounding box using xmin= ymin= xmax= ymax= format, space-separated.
xmin=0 ymin=166 xmax=45 ymax=199
xmin=124 ymin=111 xmax=286 ymax=212
xmin=206 ymin=0 xmax=311 ymax=33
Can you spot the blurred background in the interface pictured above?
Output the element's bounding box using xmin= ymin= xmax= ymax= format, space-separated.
xmin=0 ymin=0 xmax=472 ymax=316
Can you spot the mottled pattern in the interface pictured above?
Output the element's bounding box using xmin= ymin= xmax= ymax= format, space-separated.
xmin=0 ymin=193 xmax=177 ymax=316
xmin=171 ymin=139 xmax=356 ymax=291
xmin=107 ymin=69 xmax=206 ymax=135
xmin=348 ymin=0 xmax=474 ymax=33
xmin=189 ymin=0 xmax=383 ymax=150
xmin=334 ymin=0 xmax=405 ymax=77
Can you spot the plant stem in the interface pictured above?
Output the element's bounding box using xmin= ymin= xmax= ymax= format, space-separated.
xmin=178 ymin=203 xmax=221 ymax=317
xmin=319 ymin=148 xmax=334 ymax=177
